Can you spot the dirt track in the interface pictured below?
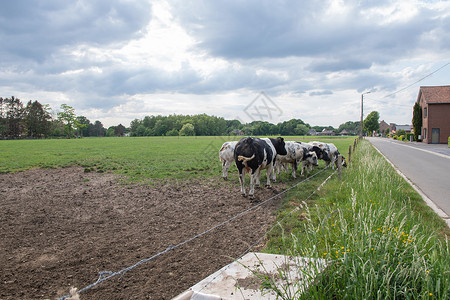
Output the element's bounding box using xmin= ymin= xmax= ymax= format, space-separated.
xmin=0 ymin=168 xmax=285 ymax=299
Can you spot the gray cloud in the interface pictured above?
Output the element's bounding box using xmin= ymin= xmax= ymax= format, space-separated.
xmin=171 ymin=0 xmax=446 ymax=66
xmin=1 ymin=0 xmax=449 ymax=128
xmin=0 ymin=0 xmax=152 ymax=62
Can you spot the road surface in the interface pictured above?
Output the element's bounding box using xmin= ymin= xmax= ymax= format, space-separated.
xmin=367 ymin=137 xmax=450 ymax=226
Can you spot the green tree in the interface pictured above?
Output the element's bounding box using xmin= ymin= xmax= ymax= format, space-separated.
xmin=75 ymin=116 xmax=90 ymax=137
xmin=338 ymin=121 xmax=360 ymax=134
xmin=57 ymin=104 xmax=77 ymax=138
xmin=166 ymin=128 xmax=179 ymax=136
xmin=412 ymin=102 xmax=422 ymax=141
xmin=295 ymin=124 xmax=309 ymax=135
xmin=24 ymin=100 xmax=52 ymax=138
xmin=89 ymin=120 xmax=105 ymax=137
xmin=115 ymin=124 xmax=125 ymax=136
xmin=363 ymin=111 xmax=380 ymax=136
xmin=179 ymin=123 xmax=195 ymax=136
xmin=1 ymin=96 xmax=25 ymax=138
xmin=106 ymin=126 xmax=116 ymax=137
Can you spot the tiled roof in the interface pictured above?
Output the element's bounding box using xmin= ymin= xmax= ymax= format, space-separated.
xmin=418 ymin=85 xmax=450 ymax=104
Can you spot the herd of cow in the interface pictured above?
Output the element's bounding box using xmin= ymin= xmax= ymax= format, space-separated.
xmin=219 ymin=137 xmax=347 ymax=198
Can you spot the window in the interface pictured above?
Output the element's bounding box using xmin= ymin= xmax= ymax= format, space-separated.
xmin=423 ymin=128 xmax=427 ymax=139
xmin=424 ymin=107 xmax=427 ymax=118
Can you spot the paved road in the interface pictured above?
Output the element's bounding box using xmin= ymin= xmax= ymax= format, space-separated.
xmin=367 ymin=137 xmax=450 ymax=224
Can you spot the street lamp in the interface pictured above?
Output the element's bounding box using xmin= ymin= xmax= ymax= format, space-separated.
xmin=360 ymin=91 xmax=371 ymax=138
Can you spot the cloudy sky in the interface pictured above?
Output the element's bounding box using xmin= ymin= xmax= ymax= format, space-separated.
xmin=1 ymin=0 xmax=449 ymax=128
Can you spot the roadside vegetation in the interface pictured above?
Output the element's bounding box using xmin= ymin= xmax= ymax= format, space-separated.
xmin=263 ymin=139 xmax=449 ymax=299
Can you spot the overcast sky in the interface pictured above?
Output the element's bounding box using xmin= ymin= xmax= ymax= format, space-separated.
xmin=1 ymin=0 xmax=449 ymax=128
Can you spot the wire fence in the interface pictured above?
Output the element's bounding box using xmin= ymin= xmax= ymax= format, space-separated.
xmin=58 ymin=166 xmax=332 ymax=300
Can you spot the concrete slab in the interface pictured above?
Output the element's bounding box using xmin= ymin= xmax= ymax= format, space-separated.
xmin=172 ymin=252 xmax=327 ymax=300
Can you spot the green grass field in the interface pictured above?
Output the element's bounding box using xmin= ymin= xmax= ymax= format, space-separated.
xmin=0 ymin=136 xmax=353 ymax=182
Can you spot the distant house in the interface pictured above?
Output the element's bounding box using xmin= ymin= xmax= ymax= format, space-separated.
xmin=395 ymin=125 xmax=412 ymax=133
xmin=379 ymin=120 xmax=390 ymax=135
xmin=416 ymin=85 xmax=450 ymax=144
xmin=318 ymin=129 xmax=336 ymax=136
xmin=307 ymin=129 xmax=317 ymax=136
xmin=339 ymin=129 xmax=351 ymax=136
xmin=230 ymin=129 xmax=244 ymax=136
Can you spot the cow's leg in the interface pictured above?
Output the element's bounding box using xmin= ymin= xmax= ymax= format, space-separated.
xmin=254 ymin=168 xmax=261 ymax=187
xmin=249 ymin=171 xmax=256 ymax=198
xmin=222 ymin=160 xmax=232 ymax=180
xmin=301 ymin=161 xmax=306 ymax=176
xmin=265 ymin=165 xmax=273 ymax=187
xmin=271 ymin=167 xmax=277 ymax=182
xmin=238 ymin=170 xmax=246 ymax=197
xmin=291 ymin=161 xmax=297 ymax=179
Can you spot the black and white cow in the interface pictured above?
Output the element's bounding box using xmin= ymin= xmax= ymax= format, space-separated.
xmin=326 ymin=143 xmax=347 ymax=169
xmin=308 ymin=141 xmax=346 ymax=169
xmin=234 ymin=137 xmax=287 ymax=198
xmin=276 ymin=141 xmax=318 ymax=178
xmin=308 ymin=141 xmax=332 ymax=167
xmin=218 ymin=141 xmax=238 ymax=180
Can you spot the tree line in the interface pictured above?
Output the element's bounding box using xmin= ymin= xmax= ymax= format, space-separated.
xmin=0 ymin=97 xmax=116 ymax=139
xmin=1 ymin=95 xmax=371 ymax=139
xmin=129 ymin=114 xmax=362 ymax=137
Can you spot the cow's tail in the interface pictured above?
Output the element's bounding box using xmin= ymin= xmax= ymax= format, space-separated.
xmin=238 ymin=154 xmax=255 ymax=162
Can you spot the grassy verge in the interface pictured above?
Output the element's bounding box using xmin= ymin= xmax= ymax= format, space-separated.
xmin=264 ymin=139 xmax=449 ymax=299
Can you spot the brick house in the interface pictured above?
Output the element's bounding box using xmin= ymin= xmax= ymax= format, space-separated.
xmin=379 ymin=120 xmax=389 ymax=135
xmin=416 ymin=85 xmax=450 ymax=144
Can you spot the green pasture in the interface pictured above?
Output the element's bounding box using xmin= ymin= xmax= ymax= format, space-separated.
xmin=0 ymin=136 xmax=354 ymax=182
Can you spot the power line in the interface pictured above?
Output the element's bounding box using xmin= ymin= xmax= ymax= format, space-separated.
xmin=363 ymin=61 xmax=450 ymax=111
xmin=382 ymin=61 xmax=450 ymax=99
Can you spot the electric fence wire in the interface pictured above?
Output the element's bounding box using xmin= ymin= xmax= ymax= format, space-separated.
xmin=191 ymin=167 xmax=336 ymax=299
xmin=57 ymin=166 xmax=332 ymax=300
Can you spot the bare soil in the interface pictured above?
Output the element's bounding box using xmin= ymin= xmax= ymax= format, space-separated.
xmin=0 ymin=168 xmax=285 ymax=299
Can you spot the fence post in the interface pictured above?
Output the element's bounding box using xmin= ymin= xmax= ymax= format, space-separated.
xmin=348 ymin=145 xmax=352 ymax=164
xmin=338 ymin=155 xmax=342 ymax=179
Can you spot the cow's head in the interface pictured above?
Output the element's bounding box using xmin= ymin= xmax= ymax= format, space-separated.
xmin=341 ymin=156 xmax=347 ymax=167
xmin=273 ymin=137 xmax=287 ymax=155
xmin=308 ymin=151 xmax=319 ymax=166
xmin=275 ymin=136 xmax=287 ymax=155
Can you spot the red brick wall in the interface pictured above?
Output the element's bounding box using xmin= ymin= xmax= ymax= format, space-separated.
xmin=427 ymin=104 xmax=450 ymax=143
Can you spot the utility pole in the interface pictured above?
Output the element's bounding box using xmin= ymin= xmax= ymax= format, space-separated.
xmin=360 ymin=91 xmax=371 ymax=138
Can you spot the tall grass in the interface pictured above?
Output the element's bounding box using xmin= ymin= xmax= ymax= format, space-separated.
xmin=264 ymin=140 xmax=450 ymax=299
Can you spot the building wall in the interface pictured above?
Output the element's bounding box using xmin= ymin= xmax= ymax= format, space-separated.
xmin=427 ymin=104 xmax=450 ymax=143
xmin=419 ymin=97 xmax=429 ymax=142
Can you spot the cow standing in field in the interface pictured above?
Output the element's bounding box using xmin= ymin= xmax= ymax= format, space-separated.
xmin=326 ymin=143 xmax=347 ymax=169
xmin=276 ymin=141 xmax=318 ymax=178
xmin=234 ymin=137 xmax=287 ymax=198
xmin=295 ymin=141 xmax=328 ymax=173
xmin=308 ymin=141 xmax=332 ymax=167
xmin=218 ymin=141 xmax=238 ymax=180
xmin=308 ymin=141 xmax=346 ymax=169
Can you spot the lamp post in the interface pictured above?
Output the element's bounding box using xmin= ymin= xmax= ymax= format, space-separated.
xmin=360 ymin=91 xmax=371 ymax=138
